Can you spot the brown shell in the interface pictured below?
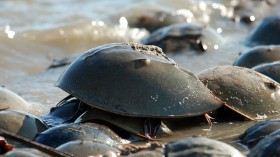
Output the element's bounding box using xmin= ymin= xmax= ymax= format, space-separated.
xmin=198 ymin=66 xmax=280 ymax=120
xmin=55 ymin=43 xmax=223 ymax=118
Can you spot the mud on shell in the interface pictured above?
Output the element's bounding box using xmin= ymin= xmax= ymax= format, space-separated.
xmin=197 ymin=66 xmax=280 ymax=120
xmin=55 ymin=43 xmax=223 ymax=118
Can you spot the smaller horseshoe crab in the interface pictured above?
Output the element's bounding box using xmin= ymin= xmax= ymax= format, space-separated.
xmin=0 ymin=110 xmax=48 ymax=140
xmin=127 ymin=10 xmax=192 ymax=32
xmin=246 ymin=15 xmax=280 ymax=46
xmin=197 ymin=66 xmax=280 ymax=120
xmin=165 ymin=136 xmax=244 ymax=157
xmin=3 ymin=148 xmax=51 ymax=157
xmin=42 ymin=96 xmax=91 ymax=127
xmin=0 ymin=87 xmax=31 ymax=113
xmin=74 ymin=107 xmax=173 ymax=139
xmin=54 ymin=43 xmax=224 ymax=139
xmin=233 ymin=45 xmax=280 ymax=68
xmin=248 ymin=128 xmax=280 ymax=157
xmin=141 ymin=23 xmax=223 ymax=53
xmin=34 ymin=123 xmax=127 ymax=148
xmin=252 ymin=61 xmax=280 ymax=83
xmin=240 ymin=118 xmax=280 ymax=148
xmin=56 ymin=140 xmax=120 ymax=157
xmin=230 ymin=0 xmax=271 ymax=25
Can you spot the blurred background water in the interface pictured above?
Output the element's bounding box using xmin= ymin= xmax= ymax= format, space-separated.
xmin=2 ymin=0 xmax=277 ymax=84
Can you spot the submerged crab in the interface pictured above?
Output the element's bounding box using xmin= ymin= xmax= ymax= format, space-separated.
xmin=141 ymin=23 xmax=223 ymax=53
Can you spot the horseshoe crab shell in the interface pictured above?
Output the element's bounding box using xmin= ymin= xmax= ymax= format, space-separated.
xmin=240 ymin=118 xmax=280 ymax=148
xmin=165 ymin=137 xmax=244 ymax=157
xmin=252 ymin=61 xmax=280 ymax=83
xmin=248 ymin=129 xmax=280 ymax=157
xmin=56 ymin=140 xmax=120 ymax=157
xmin=0 ymin=110 xmax=48 ymax=140
xmin=141 ymin=23 xmax=223 ymax=53
xmin=55 ymin=43 xmax=223 ymax=118
xmin=34 ymin=123 xmax=125 ymax=148
xmin=247 ymin=15 xmax=280 ymax=46
xmin=197 ymin=66 xmax=280 ymax=120
xmin=0 ymin=87 xmax=31 ymax=113
xmin=74 ymin=108 xmax=173 ymax=138
xmin=233 ymin=45 xmax=280 ymax=68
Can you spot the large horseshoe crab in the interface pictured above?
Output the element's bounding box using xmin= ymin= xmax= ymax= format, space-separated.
xmin=54 ymin=43 xmax=224 ymax=138
xmin=197 ymin=66 xmax=280 ymax=120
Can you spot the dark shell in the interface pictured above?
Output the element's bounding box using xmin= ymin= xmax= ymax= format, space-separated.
xmin=141 ymin=23 xmax=223 ymax=53
xmin=56 ymin=140 xmax=120 ymax=157
xmin=41 ymin=96 xmax=91 ymax=127
xmin=74 ymin=108 xmax=173 ymax=138
xmin=0 ymin=87 xmax=31 ymax=113
xmin=165 ymin=136 xmax=244 ymax=157
xmin=247 ymin=15 xmax=280 ymax=46
xmin=55 ymin=43 xmax=223 ymax=118
xmin=3 ymin=148 xmax=50 ymax=157
xmin=233 ymin=45 xmax=280 ymax=68
xmin=34 ymin=123 xmax=125 ymax=148
xmin=231 ymin=0 xmax=271 ymax=25
xmin=197 ymin=66 xmax=280 ymax=120
xmin=128 ymin=10 xmax=191 ymax=32
xmin=248 ymin=129 xmax=280 ymax=157
xmin=252 ymin=61 xmax=280 ymax=83
xmin=240 ymin=118 xmax=280 ymax=148
xmin=0 ymin=110 xmax=48 ymax=140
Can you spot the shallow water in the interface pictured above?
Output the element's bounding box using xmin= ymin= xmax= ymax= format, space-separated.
xmin=1 ymin=0 xmax=280 ymax=153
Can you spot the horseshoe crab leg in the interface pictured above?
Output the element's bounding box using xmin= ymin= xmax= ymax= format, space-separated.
xmin=144 ymin=119 xmax=161 ymax=139
xmin=204 ymin=114 xmax=214 ymax=126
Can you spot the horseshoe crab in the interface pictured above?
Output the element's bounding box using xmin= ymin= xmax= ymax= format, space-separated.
xmin=240 ymin=118 xmax=280 ymax=148
xmin=0 ymin=110 xmax=48 ymax=140
xmin=252 ymin=61 xmax=280 ymax=83
xmin=141 ymin=23 xmax=223 ymax=53
xmin=74 ymin=107 xmax=173 ymax=139
xmin=3 ymin=148 xmax=50 ymax=157
xmin=165 ymin=136 xmax=244 ymax=157
xmin=197 ymin=66 xmax=280 ymax=120
xmin=246 ymin=15 xmax=280 ymax=46
xmin=34 ymin=123 xmax=126 ymax=148
xmin=233 ymin=45 xmax=280 ymax=68
xmin=0 ymin=87 xmax=31 ymax=113
xmin=248 ymin=129 xmax=280 ymax=157
xmin=127 ymin=10 xmax=191 ymax=32
xmin=56 ymin=140 xmax=120 ymax=157
xmin=55 ymin=43 xmax=224 ymax=138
